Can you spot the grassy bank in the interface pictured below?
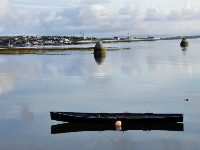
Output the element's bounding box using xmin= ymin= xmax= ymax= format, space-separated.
xmin=0 ymin=47 xmax=130 ymax=55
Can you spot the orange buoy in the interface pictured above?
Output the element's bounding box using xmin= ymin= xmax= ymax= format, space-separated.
xmin=115 ymin=121 xmax=122 ymax=127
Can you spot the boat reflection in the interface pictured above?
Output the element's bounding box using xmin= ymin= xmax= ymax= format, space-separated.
xmin=51 ymin=123 xmax=184 ymax=134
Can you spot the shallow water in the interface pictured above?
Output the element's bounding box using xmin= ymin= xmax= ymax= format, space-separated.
xmin=0 ymin=39 xmax=200 ymax=150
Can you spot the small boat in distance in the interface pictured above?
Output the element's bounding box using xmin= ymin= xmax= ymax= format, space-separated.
xmin=50 ymin=112 xmax=183 ymax=123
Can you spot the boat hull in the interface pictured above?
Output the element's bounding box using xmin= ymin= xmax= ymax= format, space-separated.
xmin=50 ymin=112 xmax=183 ymax=123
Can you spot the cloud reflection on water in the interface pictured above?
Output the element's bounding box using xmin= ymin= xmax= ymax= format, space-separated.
xmin=0 ymin=72 xmax=15 ymax=95
xmin=0 ymin=40 xmax=200 ymax=149
xmin=21 ymin=105 xmax=33 ymax=121
xmin=0 ymin=40 xmax=200 ymax=116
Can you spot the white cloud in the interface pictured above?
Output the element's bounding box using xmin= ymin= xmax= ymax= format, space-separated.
xmin=0 ymin=0 xmax=17 ymax=21
xmin=119 ymin=1 xmax=138 ymax=15
xmin=57 ymin=0 xmax=200 ymax=36
xmin=0 ymin=0 xmax=200 ymax=36
xmin=142 ymin=0 xmax=200 ymax=22
xmin=145 ymin=7 xmax=164 ymax=21
xmin=0 ymin=27 xmax=4 ymax=32
xmin=186 ymin=0 xmax=192 ymax=9
xmin=166 ymin=1 xmax=200 ymax=21
xmin=78 ymin=4 xmax=115 ymax=26
xmin=80 ymin=0 xmax=110 ymax=5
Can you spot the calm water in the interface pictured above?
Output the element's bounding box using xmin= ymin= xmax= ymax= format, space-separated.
xmin=0 ymin=39 xmax=200 ymax=150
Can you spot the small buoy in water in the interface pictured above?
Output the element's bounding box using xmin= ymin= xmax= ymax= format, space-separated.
xmin=184 ymin=99 xmax=189 ymax=101
xmin=115 ymin=121 xmax=122 ymax=127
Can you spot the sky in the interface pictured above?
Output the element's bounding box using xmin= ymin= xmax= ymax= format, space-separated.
xmin=0 ymin=0 xmax=200 ymax=37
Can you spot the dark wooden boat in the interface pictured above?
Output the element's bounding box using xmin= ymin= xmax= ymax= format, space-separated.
xmin=51 ymin=123 xmax=184 ymax=134
xmin=50 ymin=112 xmax=183 ymax=123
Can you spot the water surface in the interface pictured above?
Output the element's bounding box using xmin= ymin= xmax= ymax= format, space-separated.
xmin=0 ymin=39 xmax=200 ymax=150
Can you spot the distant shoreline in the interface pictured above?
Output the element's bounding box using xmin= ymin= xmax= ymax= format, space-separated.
xmin=0 ymin=35 xmax=199 ymax=48
xmin=0 ymin=36 xmax=199 ymax=55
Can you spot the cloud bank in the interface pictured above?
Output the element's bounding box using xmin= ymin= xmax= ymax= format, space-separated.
xmin=0 ymin=0 xmax=200 ymax=36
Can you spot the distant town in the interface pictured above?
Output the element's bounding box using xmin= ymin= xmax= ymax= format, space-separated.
xmin=0 ymin=35 xmax=200 ymax=47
